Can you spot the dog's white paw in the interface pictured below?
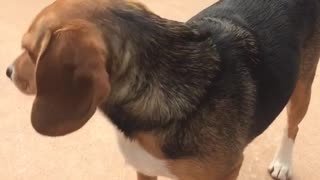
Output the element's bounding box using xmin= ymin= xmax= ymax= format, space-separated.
xmin=268 ymin=160 xmax=292 ymax=180
xmin=268 ymin=129 xmax=295 ymax=180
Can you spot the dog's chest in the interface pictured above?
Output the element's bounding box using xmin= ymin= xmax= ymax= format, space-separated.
xmin=116 ymin=132 xmax=176 ymax=179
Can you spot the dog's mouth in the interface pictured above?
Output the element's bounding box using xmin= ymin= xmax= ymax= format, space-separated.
xmin=11 ymin=77 xmax=36 ymax=95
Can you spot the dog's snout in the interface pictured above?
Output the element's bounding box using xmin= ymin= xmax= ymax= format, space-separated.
xmin=6 ymin=66 xmax=13 ymax=79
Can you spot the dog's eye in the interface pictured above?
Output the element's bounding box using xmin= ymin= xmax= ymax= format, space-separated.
xmin=26 ymin=50 xmax=36 ymax=64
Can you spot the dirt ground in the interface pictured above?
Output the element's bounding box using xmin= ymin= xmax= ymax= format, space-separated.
xmin=0 ymin=0 xmax=319 ymax=180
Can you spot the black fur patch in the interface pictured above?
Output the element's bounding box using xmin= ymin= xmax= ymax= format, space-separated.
xmin=97 ymin=0 xmax=320 ymax=159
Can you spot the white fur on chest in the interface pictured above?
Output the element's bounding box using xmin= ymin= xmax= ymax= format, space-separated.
xmin=116 ymin=131 xmax=176 ymax=179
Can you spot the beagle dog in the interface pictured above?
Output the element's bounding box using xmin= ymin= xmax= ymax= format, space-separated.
xmin=6 ymin=0 xmax=320 ymax=180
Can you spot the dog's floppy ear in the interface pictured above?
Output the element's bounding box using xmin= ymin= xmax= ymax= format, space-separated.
xmin=32 ymin=20 xmax=110 ymax=136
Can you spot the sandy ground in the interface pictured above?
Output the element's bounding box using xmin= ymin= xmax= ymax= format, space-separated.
xmin=0 ymin=0 xmax=319 ymax=180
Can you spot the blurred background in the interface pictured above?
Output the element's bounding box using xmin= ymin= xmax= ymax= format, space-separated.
xmin=0 ymin=0 xmax=319 ymax=179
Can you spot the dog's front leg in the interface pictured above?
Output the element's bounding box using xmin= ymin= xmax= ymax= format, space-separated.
xmin=137 ymin=172 xmax=157 ymax=180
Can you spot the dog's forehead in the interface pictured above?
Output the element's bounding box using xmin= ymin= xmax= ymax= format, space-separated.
xmin=21 ymin=13 xmax=56 ymax=50
xmin=21 ymin=0 xmax=85 ymax=50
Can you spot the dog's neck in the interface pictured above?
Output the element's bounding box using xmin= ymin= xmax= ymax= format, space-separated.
xmin=97 ymin=3 xmax=219 ymax=135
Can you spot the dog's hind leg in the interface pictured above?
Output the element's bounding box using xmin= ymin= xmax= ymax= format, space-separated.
xmin=269 ymin=39 xmax=320 ymax=180
xmin=268 ymin=80 xmax=314 ymax=180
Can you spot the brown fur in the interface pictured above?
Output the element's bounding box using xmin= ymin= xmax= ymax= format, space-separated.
xmin=286 ymin=26 xmax=320 ymax=140
xmin=137 ymin=173 xmax=157 ymax=180
xmin=9 ymin=52 xmax=36 ymax=94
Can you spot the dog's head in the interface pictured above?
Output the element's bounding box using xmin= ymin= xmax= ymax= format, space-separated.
xmin=6 ymin=0 xmax=111 ymax=136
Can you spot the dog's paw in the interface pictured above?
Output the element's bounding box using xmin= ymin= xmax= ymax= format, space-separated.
xmin=268 ymin=129 xmax=295 ymax=180
xmin=268 ymin=160 xmax=292 ymax=180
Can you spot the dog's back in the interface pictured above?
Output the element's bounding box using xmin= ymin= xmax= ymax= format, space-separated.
xmin=188 ymin=0 xmax=320 ymax=138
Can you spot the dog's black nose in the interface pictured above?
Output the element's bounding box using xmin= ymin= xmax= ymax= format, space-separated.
xmin=6 ymin=67 xmax=12 ymax=79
